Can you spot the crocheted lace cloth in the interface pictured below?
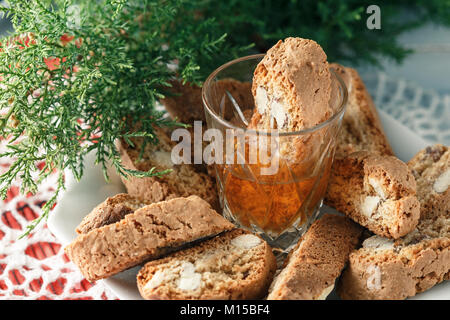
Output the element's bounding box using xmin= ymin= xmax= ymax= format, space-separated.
xmin=0 ymin=72 xmax=448 ymax=299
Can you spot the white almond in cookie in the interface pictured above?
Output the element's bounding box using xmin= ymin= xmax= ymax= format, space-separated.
xmin=366 ymin=264 xmax=382 ymax=291
xmin=433 ymin=169 xmax=450 ymax=193
xmin=362 ymin=236 xmax=394 ymax=251
xmin=151 ymin=150 xmax=174 ymax=168
xmin=178 ymin=262 xmax=201 ymax=291
xmin=368 ymin=177 xmax=387 ymax=199
xmin=255 ymin=86 xmax=269 ymax=115
xmin=144 ymin=269 xmax=167 ymax=290
xmin=231 ymin=234 xmax=262 ymax=249
xmin=361 ymin=195 xmax=381 ymax=217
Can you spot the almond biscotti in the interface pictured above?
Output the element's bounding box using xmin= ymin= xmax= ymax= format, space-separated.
xmin=65 ymin=196 xmax=235 ymax=282
xmin=330 ymin=63 xmax=393 ymax=159
xmin=338 ymin=145 xmax=449 ymax=300
xmin=408 ymin=144 xmax=449 ymax=219
xmin=249 ymin=37 xmax=332 ymax=132
xmin=267 ymin=214 xmax=362 ymax=300
xmin=117 ymin=126 xmax=219 ymax=209
xmin=137 ymin=228 xmax=276 ymax=300
xmin=325 ymin=151 xmax=420 ymax=239
xmin=75 ymin=193 xmax=150 ymax=234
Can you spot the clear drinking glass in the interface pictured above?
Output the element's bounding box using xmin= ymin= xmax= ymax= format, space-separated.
xmin=202 ymin=54 xmax=347 ymax=251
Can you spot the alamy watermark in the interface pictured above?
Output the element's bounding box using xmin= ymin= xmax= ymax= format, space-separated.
xmin=366 ymin=5 xmax=381 ymax=30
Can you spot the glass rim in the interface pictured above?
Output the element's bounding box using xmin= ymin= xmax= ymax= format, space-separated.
xmin=202 ymin=53 xmax=348 ymax=137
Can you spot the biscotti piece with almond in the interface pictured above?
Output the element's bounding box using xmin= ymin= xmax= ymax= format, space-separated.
xmin=330 ymin=63 xmax=393 ymax=159
xmin=408 ymin=144 xmax=449 ymax=220
xmin=137 ymin=228 xmax=276 ymax=300
xmin=338 ymin=235 xmax=449 ymax=300
xmin=117 ymin=126 xmax=219 ymax=209
xmin=65 ymin=196 xmax=235 ymax=282
xmin=338 ymin=145 xmax=449 ymax=300
xmin=325 ymin=151 xmax=420 ymax=239
xmin=247 ymin=37 xmax=335 ymax=167
xmin=249 ymin=37 xmax=332 ymax=132
xmin=76 ymin=193 xmax=151 ymax=234
xmin=267 ymin=214 xmax=362 ymax=300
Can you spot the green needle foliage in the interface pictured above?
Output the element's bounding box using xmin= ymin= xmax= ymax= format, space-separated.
xmin=0 ymin=0 xmax=244 ymax=237
xmin=206 ymin=0 xmax=450 ymax=66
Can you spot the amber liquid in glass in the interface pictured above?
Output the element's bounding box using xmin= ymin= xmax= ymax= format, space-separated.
xmin=222 ymin=155 xmax=333 ymax=237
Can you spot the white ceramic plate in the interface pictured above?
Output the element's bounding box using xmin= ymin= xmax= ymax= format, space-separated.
xmin=48 ymin=109 xmax=449 ymax=300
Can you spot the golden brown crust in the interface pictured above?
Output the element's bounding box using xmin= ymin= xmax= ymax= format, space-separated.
xmin=137 ymin=229 xmax=277 ymax=300
xmin=330 ymin=63 xmax=393 ymax=158
xmin=325 ymin=151 xmax=420 ymax=239
xmin=408 ymin=144 xmax=449 ymax=221
xmin=76 ymin=193 xmax=150 ymax=234
xmin=65 ymin=196 xmax=235 ymax=282
xmin=338 ymin=237 xmax=450 ymax=300
xmin=267 ymin=214 xmax=362 ymax=300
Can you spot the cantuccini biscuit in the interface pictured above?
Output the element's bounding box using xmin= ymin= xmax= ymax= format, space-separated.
xmin=325 ymin=151 xmax=420 ymax=239
xmin=75 ymin=193 xmax=150 ymax=234
xmin=137 ymin=228 xmax=276 ymax=300
xmin=329 ymin=63 xmax=393 ymax=159
xmin=338 ymin=145 xmax=449 ymax=300
xmin=249 ymin=37 xmax=332 ymax=132
xmin=65 ymin=195 xmax=235 ymax=282
xmin=267 ymin=214 xmax=362 ymax=300
xmin=117 ymin=126 xmax=219 ymax=209
xmin=408 ymin=144 xmax=449 ymax=219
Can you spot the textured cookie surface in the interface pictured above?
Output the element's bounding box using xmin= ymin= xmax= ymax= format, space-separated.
xmin=65 ymin=196 xmax=235 ymax=282
xmin=408 ymin=144 xmax=449 ymax=220
xmin=338 ymin=145 xmax=449 ymax=300
xmin=76 ymin=193 xmax=150 ymax=234
xmin=267 ymin=214 xmax=362 ymax=300
xmin=330 ymin=63 xmax=393 ymax=159
xmin=137 ymin=229 xmax=277 ymax=300
xmin=117 ymin=126 xmax=219 ymax=209
xmin=249 ymin=37 xmax=332 ymax=132
xmin=325 ymin=151 xmax=420 ymax=239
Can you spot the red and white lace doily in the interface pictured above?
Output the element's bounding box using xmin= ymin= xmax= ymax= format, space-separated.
xmin=0 ymin=153 xmax=118 ymax=300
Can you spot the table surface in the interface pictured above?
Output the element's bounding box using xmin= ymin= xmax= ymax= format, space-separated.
xmin=0 ymin=20 xmax=448 ymax=300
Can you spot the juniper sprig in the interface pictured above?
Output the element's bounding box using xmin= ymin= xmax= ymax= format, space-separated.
xmin=0 ymin=0 xmax=243 ymax=237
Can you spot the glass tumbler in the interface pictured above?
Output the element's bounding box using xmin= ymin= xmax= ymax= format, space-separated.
xmin=202 ymin=54 xmax=347 ymax=251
